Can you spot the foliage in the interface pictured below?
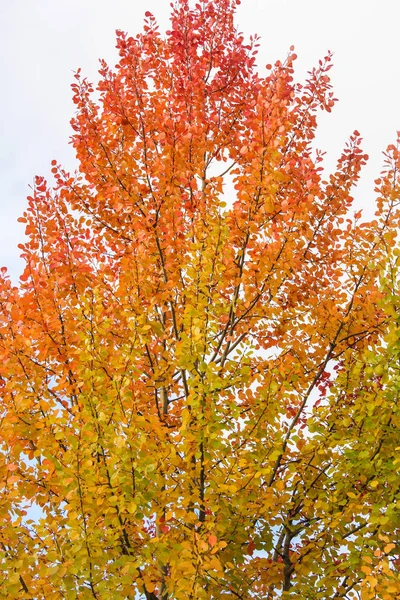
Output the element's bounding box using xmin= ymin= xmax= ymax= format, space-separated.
xmin=0 ymin=1 xmax=399 ymax=598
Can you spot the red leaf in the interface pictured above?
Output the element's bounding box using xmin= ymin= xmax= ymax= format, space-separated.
xmin=247 ymin=541 xmax=256 ymax=556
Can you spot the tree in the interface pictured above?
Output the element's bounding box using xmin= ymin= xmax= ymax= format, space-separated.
xmin=0 ymin=0 xmax=399 ymax=597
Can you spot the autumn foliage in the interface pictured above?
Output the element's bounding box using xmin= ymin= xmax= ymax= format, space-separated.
xmin=1 ymin=1 xmax=400 ymax=598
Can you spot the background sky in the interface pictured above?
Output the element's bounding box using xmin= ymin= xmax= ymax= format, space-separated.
xmin=1 ymin=0 xmax=399 ymax=282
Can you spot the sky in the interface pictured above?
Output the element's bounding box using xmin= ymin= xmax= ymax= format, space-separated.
xmin=1 ymin=0 xmax=399 ymax=282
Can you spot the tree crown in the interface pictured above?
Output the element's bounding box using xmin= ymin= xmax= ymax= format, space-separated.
xmin=1 ymin=1 xmax=400 ymax=598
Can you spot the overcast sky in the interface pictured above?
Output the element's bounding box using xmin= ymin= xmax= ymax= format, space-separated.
xmin=1 ymin=0 xmax=399 ymax=282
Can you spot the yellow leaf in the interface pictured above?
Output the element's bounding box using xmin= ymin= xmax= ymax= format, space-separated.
xmin=366 ymin=576 xmax=378 ymax=588
xmin=361 ymin=565 xmax=371 ymax=575
xmin=209 ymin=556 xmax=222 ymax=571
xmin=128 ymin=502 xmax=137 ymax=514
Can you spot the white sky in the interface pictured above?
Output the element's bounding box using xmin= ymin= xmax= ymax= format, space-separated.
xmin=1 ymin=0 xmax=399 ymax=282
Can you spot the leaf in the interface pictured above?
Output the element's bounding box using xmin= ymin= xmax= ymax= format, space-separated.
xmin=247 ymin=541 xmax=256 ymax=556
xmin=6 ymin=463 xmax=18 ymax=472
